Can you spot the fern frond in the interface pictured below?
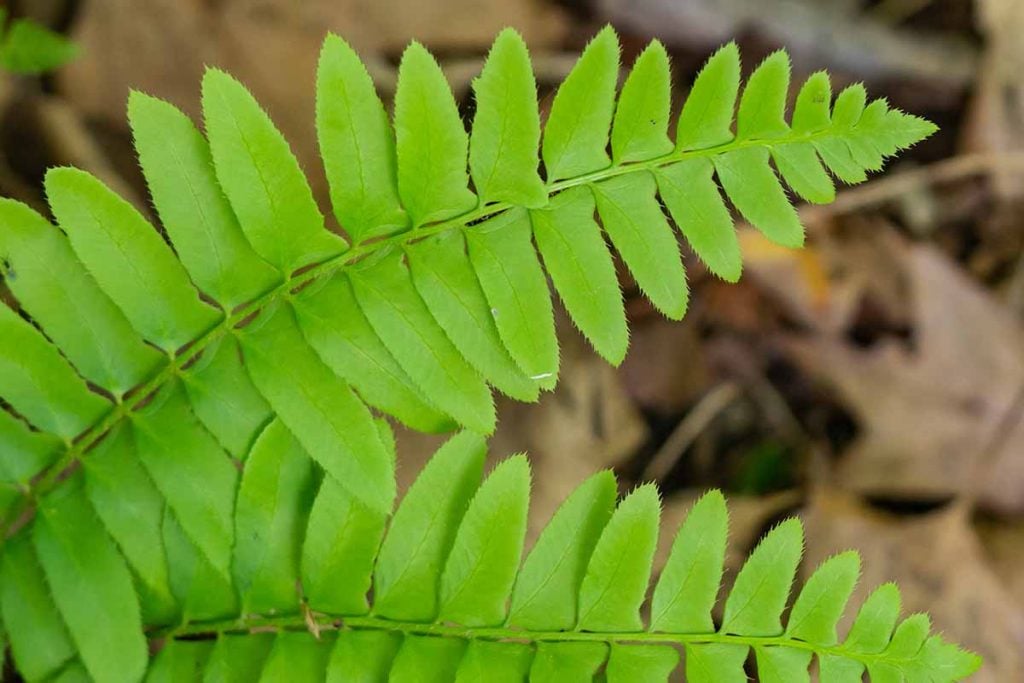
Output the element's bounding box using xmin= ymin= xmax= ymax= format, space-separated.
xmin=0 ymin=25 xmax=956 ymax=681
xmin=16 ymin=429 xmax=982 ymax=681
xmin=0 ymin=26 xmax=935 ymax=522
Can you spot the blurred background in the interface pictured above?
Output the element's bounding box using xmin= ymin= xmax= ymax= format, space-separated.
xmin=2 ymin=0 xmax=1023 ymax=678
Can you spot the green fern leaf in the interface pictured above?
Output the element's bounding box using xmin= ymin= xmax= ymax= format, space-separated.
xmin=300 ymin=419 xmax=392 ymax=615
xmin=0 ymin=302 xmax=109 ymax=437
xmin=232 ymin=419 xmax=314 ymax=614
xmin=716 ymin=147 xmax=805 ymax=248
xmin=438 ymin=455 xmax=530 ymax=625
xmin=129 ymin=92 xmax=280 ymax=309
xmin=317 ymin=34 xmax=408 ymax=243
xmin=390 ymin=635 xmax=466 ymax=682
xmin=845 ymin=582 xmax=902 ymax=652
xmin=470 ymin=28 xmax=547 ymax=207
xmin=202 ymin=69 xmax=346 ymax=272
xmin=405 ymin=232 xmax=540 ymax=402
xmin=542 ymin=26 xmax=618 ymax=181
xmin=737 ymin=51 xmax=791 ymax=140
xmin=576 ymin=484 xmax=660 ymax=632
xmin=685 ymin=643 xmax=748 ymax=683
xmin=466 ymin=208 xmax=559 ymax=388
xmin=203 ymin=632 xmax=274 ymax=682
xmin=142 ymin=639 xmax=212 ymax=682
xmin=756 ymin=645 xmax=813 ymax=683
xmin=792 ymin=71 xmax=832 ymax=133
xmin=507 ymin=469 xmax=616 ymax=630
xmin=531 ymin=186 xmax=627 ymax=365
xmin=395 ymin=42 xmax=476 ymax=226
xmin=181 ymin=336 xmax=273 ymax=459
xmin=655 ymin=158 xmax=742 ymax=282
xmin=650 ymin=489 xmax=727 ymax=633
xmin=455 ymin=640 xmax=533 ymax=682
xmin=0 ymin=15 xmax=77 ymax=75
xmin=34 ymin=480 xmax=147 ymax=683
xmin=46 ymin=168 xmax=222 ymax=350
xmin=611 ymin=41 xmax=674 ymax=164
xmin=292 ymin=274 xmax=454 ymax=434
xmin=162 ymin=508 xmax=237 ymax=623
xmin=531 ymin=642 xmax=607 ymax=681
xmin=239 ymin=305 xmax=395 ymax=513
xmin=372 ymin=432 xmax=485 ymax=621
xmin=132 ymin=383 xmax=237 ymax=584
xmin=676 ymin=42 xmax=739 ymax=150
xmin=606 ymin=644 xmax=679 ymax=682
xmin=785 ymin=551 xmax=860 ymax=645
xmin=82 ymin=424 xmax=176 ymax=622
xmin=0 ymin=199 xmax=162 ymax=394
xmin=260 ymin=631 xmax=334 ymax=682
xmin=349 ymin=252 xmax=495 ymax=434
xmin=772 ymin=141 xmax=837 ymax=204
xmin=327 ymin=630 xmax=401 ymax=682
xmin=0 ymin=535 xmax=75 ymax=681
xmin=0 ymin=26 xmax=969 ymax=682
xmin=720 ymin=517 xmax=803 ymax=636
xmin=592 ymin=173 xmax=688 ymax=319
xmin=0 ymin=406 xmax=59 ymax=481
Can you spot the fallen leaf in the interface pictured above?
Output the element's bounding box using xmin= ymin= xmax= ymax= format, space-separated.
xmin=976 ymin=515 xmax=1024 ymax=611
xmin=789 ymin=243 xmax=1024 ymax=513
xmin=961 ymin=0 xmax=1024 ymax=198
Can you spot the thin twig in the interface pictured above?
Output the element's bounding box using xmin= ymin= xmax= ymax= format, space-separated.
xmin=643 ymin=382 xmax=742 ymax=482
xmin=868 ymin=0 xmax=936 ymax=25
xmin=801 ymin=152 xmax=1024 ymax=222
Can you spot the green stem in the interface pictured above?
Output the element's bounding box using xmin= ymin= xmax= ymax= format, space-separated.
xmin=1 ymin=127 xmax=835 ymax=541
xmin=159 ymin=611 xmax=902 ymax=667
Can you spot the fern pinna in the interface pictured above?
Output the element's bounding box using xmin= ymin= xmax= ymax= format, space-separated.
xmin=0 ymin=24 xmax=974 ymax=682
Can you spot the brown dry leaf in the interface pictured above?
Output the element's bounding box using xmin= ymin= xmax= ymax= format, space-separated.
xmin=739 ymin=220 xmax=913 ymax=337
xmin=619 ymin=315 xmax=707 ymax=415
xmin=58 ymin=0 xmax=568 ymax=202
xmin=60 ymin=0 xmax=568 ymax=116
xmin=598 ymin=0 xmax=977 ymax=91
xmin=976 ymin=516 xmax=1024 ymax=611
xmin=802 ymin=491 xmax=1024 ymax=681
xmin=961 ymin=0 xmax=1024 ymax=198
xmin=789 ymin=244 xmax=1024 ymax=513
xmin=738 ymin=227 xmax=836 ymax=329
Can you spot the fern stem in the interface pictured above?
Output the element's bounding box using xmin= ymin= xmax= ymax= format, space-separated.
xmin=158 ymin=612 xmax=906 ymax=666
xmin=1 ymin=126 xmax=837 ymax=542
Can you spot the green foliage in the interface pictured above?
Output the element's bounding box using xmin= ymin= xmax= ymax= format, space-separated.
xmin=0 ymin=11 xmax=78 ymax=75
xmin=9 ymin=431 xmax=983 ymax=681
xmin=0 ymin=24 xmax=964 ymax=681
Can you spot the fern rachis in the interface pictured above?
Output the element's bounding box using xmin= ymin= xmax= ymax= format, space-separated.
xmin=0 ymin=24 xmax=977 ymax=682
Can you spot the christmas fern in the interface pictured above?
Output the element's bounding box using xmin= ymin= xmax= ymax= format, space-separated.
xmin=0 ymin=25 xmax=973 ymax=681
xmin=10 ymin=429 xmax=982 ymax=682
